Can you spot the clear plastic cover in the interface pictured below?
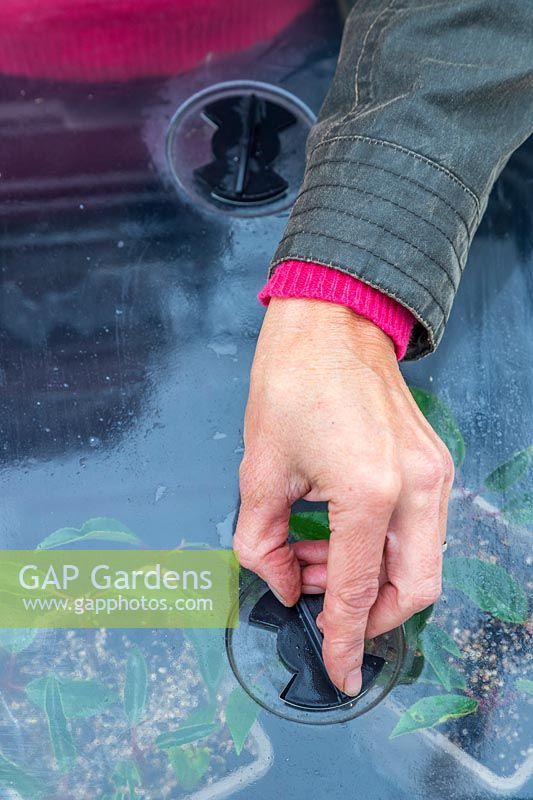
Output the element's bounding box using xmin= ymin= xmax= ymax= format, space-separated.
xmin=0 ymin=1 xmax=530 ymax=798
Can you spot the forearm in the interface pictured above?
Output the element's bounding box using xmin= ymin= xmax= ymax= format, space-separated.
xmin=268 ymin=0 xmax=533 ymax=359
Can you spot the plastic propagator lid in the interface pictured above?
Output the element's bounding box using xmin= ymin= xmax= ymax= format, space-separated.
xmin=226 ymin=576 xmax=406 ymax=725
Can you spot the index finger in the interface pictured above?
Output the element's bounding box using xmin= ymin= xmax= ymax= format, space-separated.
xmin=322 ymin=481 xmax=398 ymax=696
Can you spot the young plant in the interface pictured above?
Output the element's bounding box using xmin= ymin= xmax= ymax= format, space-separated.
xmin=0 ymin=514 xmax=263 ymax=799
xmin=155 ymin=628 xmax=261 ymax=789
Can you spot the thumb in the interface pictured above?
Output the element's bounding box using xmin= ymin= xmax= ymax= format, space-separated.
xmin=233 ymin=474 xmax=301 ymax=607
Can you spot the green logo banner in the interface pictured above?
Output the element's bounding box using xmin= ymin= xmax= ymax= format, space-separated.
xmin=0 ymin=550 xmax=239 ymax=628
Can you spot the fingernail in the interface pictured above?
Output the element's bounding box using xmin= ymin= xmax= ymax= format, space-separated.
xmin=343 ymin=668 xmax=362 ymax=697
xmin=302 ymin=584 xmax=323 ymax=594
xmin=267 ymin=584 xmax=289 ymax=607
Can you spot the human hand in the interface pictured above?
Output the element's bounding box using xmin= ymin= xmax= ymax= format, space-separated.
xmin=234 ymin=298 xmax=453 ymax=696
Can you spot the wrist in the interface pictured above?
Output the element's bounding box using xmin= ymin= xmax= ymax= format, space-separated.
xmin=259 ymin=261 xmax=414 ymax=360
xmin=264 ymin=297 xmax=398 ymax=366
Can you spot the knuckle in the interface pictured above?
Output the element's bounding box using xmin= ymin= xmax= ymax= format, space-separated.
xmin=371 ymin=470 xmax=402 ymax=507
xmin=416 ymin=446 xmax=448 ymax=490
xmin=401 ymin=576 xmax=442 ymax=616
xmin=323 ymin=640 xmax=364 ymax=673
xmin=441 ymin=446 xmax=455 ymax=486
xmin=231 ymin=531 xmax=258 ymax=570
xmin=326 ymin=577 xmax=380 ymax=620
xmin=342 ymin=468 xmax=401 ymax=509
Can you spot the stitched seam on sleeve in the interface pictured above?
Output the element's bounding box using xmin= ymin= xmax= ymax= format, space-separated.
xmin=308 ymin=134 xmax=480 ymax=216
xmin=276 ymin=228 xmax=448 ymax=320
xmin=366 ymin=2 xmax=402 ymax=112
xmin=304 ymin=157 xmax=473 ymax=238
xmin=354 ymin=0 xmax=397 ymax=108
xmin=288 ymin=205 xmax=459 ymax=292
xmin=269 ymin=254 xmax=440 ymax=352
xmin=293 ymin=180 xmax=463 ymax=269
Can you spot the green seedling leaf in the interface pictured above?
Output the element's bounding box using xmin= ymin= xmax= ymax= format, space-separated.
xmin=403 ymin=605 xmax=434 ymax=650
xmin=44 ymin=676 xmax=76 ymax=774
xmin=184 ymin=704 xmax=217 ymax=726
xmin=423 ymin=624 xmax=462 ymax=659
xmin=289 ymin=511 xmax=330 ymax=541
xmin=168 ymin=745 xmax=211 ymax=791
xmin=112 ymin=759 xmax=141 ymax=786
xmin=0 ymin=629 xmax=37 ymax=654
xmin=516 ymin=678 xmax=533 ymax=696
xmin=418 ymin=664 xmax=468 ymax=691
xmin=37 ymin=517 xmax=140 ymax=550
xmin=225 ymin=686 xmax=260 ymax=755
xmin=502 ymin=492 xmax=533 ymax=527
xmin=26 ymin=675 xmax=118 ymax=718
xmin=123 ymin=647 xmax=148 ymax=725
xmin=0 ymin=752 xmax=43 ymax=799
xmin=485 ymin=446 xmax=533 ymax=492
xmin=419 ymin=625 xmax=466 ymax=691
xmin=390 ymin=694 xmax=478 ymax=738
xmin=156 ymin=722 xmax=217 ymax=750
xmin=186 ymin=628 xmax=226 ymax=700
xmin=112 ymin=759 xmax=141 ymax=799
xmin=409 ymin=387 xmax=465 ymax=468
xmin=443 ymin=556 xmax=528 ymax=623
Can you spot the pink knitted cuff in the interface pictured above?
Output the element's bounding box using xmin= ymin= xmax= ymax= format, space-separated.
xmin=259 ymin=260 xmax=415 ymax=360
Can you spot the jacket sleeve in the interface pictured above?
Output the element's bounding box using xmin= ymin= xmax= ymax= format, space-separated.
xmin=270 ymin=0 xmax=533 ymax=359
